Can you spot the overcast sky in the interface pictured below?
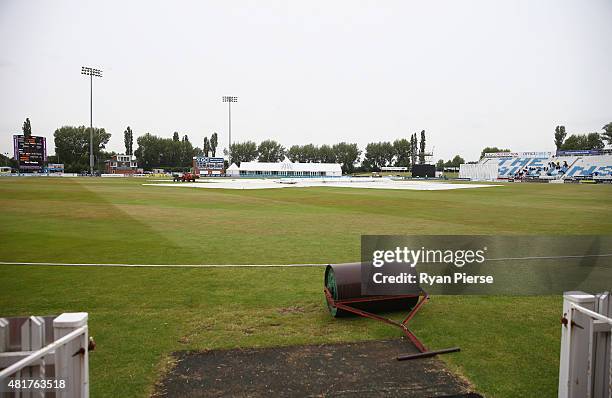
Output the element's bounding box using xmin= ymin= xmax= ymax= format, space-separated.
xmin=1 ymin=0 xmax=610 ymax=162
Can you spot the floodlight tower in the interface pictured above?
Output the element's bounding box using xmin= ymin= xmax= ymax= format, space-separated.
xmin=81 ymin=66 xmax=103 ymax=175
xmin=222 ymin=96 xmax=238 ymax=163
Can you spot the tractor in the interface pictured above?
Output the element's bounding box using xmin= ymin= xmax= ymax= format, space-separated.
xmin=173 ymin=172 xmax=199 ymax=182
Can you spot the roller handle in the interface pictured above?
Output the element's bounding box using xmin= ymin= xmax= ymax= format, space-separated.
xmin=396 ymin=347 xmax=460 ymax=361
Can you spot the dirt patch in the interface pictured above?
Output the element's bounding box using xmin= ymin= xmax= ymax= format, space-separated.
xmin=277 ymin=305 xmax=305 ymax=314
xmin=153 ymin=339 xmax=480 ymax=397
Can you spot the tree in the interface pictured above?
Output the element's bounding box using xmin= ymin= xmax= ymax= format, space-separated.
xmin=287 ymin=145 xmax=306 ymax=163
xmin=362 ymin=143 xmax=378 ymax=171
xmin=561 ymin=133 xmax=604 ymax=150
xmin=554 ymin=125 xmax=566 ymax=150
xmin=332 ymin=142 xmax=360 ymax=174
xmin=440 ymin=155 xmax=465 ymax=170
xmin=134 ymin=133 xmax=155 ymax=169
xmin=54 ymin=125 xmax=111 ymax=172
xmin=0 ymin=153 xmax=17 ymax=169
xmin=257 ymin=140 xmax=285 ymax=162
xmin=134 ymin=132 xmax=198 ymax=170
xmin=172 ymin=132 xmax=180 ymax=142
xmin=450 ymin=155 xmax=465 ymax=168
xmin=418 ymin=130 xmax=426 ymax=164
xmin=302 ymin=144 xmax=319 ymax=162
xmin=602 ymin=123 xmax=612 ymax=147
xmin=203 ymin=137 xmax=210 ymax=157
xmin=228 ymin=141 xmax=258 ymax=166
xmin=22 ymin=118 xmax=32 ymax=137
xmin=410 ymin=133 xmax=418 ymax=169
xmin=381 ymin=142 xmax=394 ymax=166
xmin=586 ymin=133 xmax=604 ymax=150
xmin=124 ymin=126 xmax=133 ymax=155
xmin=480 ymin=147 xmax=510 ymax=159
xmin=393 ymin=139 xmax=411 ymax=168
xmin=210 ymin=132 xmax=218 ymax=156
xmin=176 ymin=135 xmax=193 ymax=166
xmin=287 ymin=144 xmax=321 ymax=163
xmin=318 ymin=144 xmax=336 ymax=163
xmin=363 ymin=142 xmax=394 ymax=171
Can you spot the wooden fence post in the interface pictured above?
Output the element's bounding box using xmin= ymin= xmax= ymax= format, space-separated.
xmin=21 ymin=316 xmax=45 ymax=398
xmin=592 ymin=292 xmax=611 ymax=398
xmin=0 ymin=318 xmax=8 ymax=353
xmin=53 ymin=313 xmax=88 ymax=398
xmin=559 ymin=291 xmax=595 ymax=398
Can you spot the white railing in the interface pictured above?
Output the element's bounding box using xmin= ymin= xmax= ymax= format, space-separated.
xmin=0 ymin=312 xmax=90 ymax=398
xmin=559 ymin=292 xmax=612 ymax=398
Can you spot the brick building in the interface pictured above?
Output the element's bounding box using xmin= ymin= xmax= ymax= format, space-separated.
xmin=105 ymin=154 xmax=138 ymax=175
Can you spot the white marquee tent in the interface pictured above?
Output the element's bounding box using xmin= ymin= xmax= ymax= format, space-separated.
xmin=227 ymin=158 xmax=342 ymax=177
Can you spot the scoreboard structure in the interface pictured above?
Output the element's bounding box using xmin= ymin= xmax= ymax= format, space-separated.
xmin=13 ymin=135 xmax=47 ymax=172
xmin=412 ymin=164 xmax=436 ymax=178
xmin=193 ymin=156 xmax=225 ymax=176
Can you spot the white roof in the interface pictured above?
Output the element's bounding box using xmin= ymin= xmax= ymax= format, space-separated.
xmin=227 ymin=163 xmax=239 ymax=171
xmin=237 ymin=160 xmax=341 ymax=173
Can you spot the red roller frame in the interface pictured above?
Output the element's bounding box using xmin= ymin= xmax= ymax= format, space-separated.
xmin=324 ymin=287 xmax=429 ymax=352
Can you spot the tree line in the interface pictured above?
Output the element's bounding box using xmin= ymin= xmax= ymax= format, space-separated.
xmin=554 ymin=124 xmax=612 ymax=151
xmin=48 ymin=125 xmax=447 ymax=174
xmin=52 ymin=126 xmax=112 ymax=172
xmin=36 ymin=119 xmax=612 ymax=174
xmin=229 ymin=140 xmax=361 ymax=173
xmin=435 ymin=155 xmax=466 ymax=171
xmin=50 ymin=126 xmax=200 ymax=172
xmin=134 ymin=132 xmax=201 ymax=171
xmin=229 ymin=131 xmax=430 ymax=173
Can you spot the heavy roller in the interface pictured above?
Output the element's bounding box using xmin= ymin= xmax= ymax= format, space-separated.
xmin=324 ymin=262 xmax=459 ymax=360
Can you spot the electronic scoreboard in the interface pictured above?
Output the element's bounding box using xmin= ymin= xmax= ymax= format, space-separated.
xmin=13 ymin=135 xmax=47 ymax=172
xmin=193 ymin=156 xmax=225 ymax=176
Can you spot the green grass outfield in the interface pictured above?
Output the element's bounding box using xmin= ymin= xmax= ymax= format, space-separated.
xmin=1 ymin=177 xmax=611 ymax=397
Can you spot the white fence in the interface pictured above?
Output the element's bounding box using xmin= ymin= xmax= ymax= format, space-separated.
xmin=559 ymin=292 xmax=611 ymax=398
xmin=0 ymin=312 xmax=90 ymax=398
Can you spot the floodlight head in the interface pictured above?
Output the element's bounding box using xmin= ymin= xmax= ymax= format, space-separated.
xmin=81 ymin=66 xmax=103 ymax=77
xmin=222 ymin=96 xmax=238 ymax=103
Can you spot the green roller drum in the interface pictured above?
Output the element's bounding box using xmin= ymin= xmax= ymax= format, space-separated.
xmin=325 ymin=264 xmax=342 ymax=317
xmin=325 ymin=262 xmax=419 ymax=317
